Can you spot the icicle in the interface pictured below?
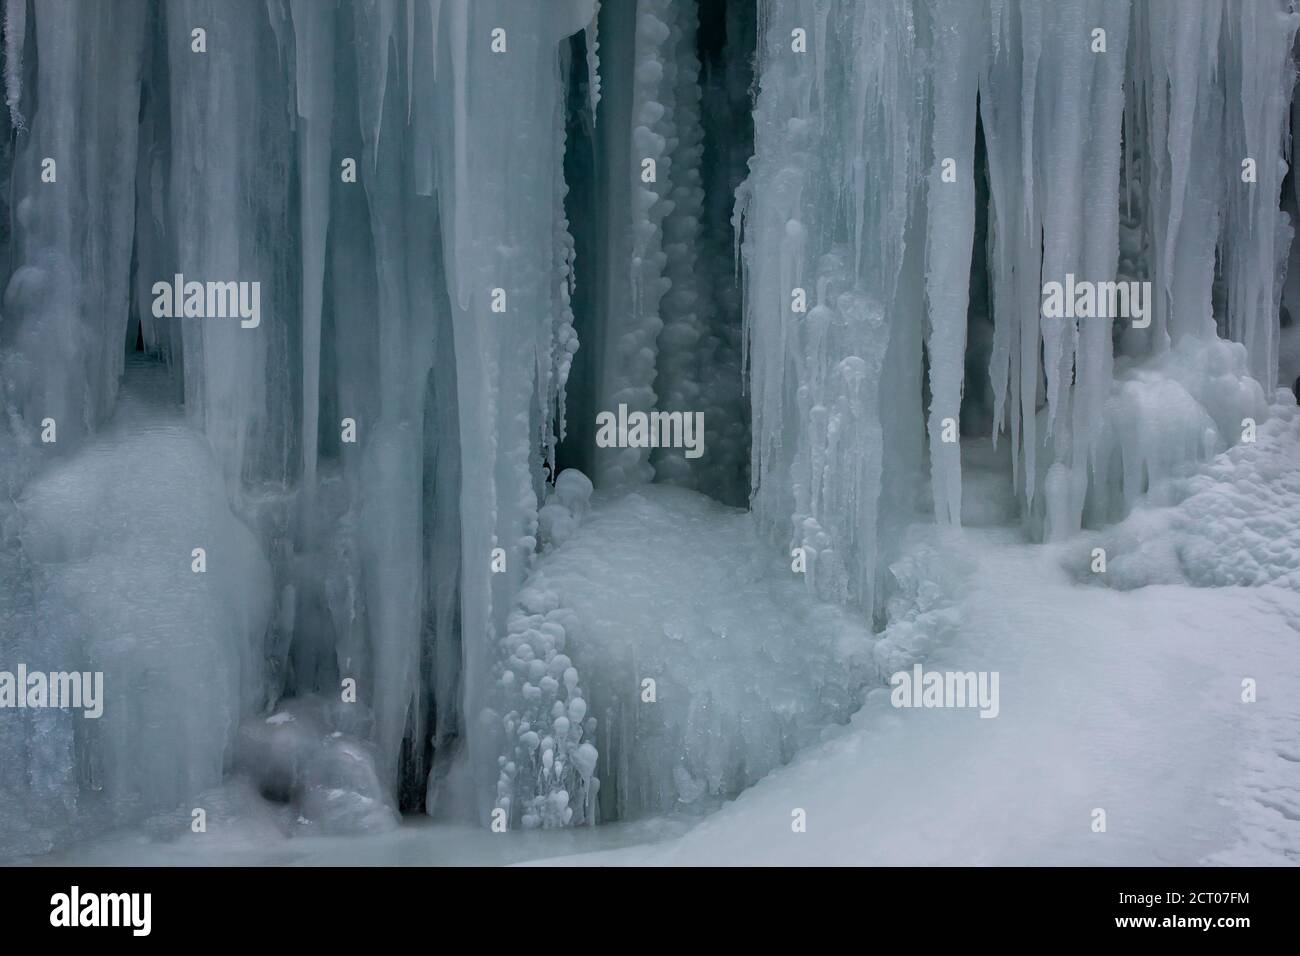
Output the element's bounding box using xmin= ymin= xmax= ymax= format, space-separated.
xmin=363 ymin=0 xmax=398 ymax=170
xmin=407 ymin=0 xmax=415 ymax=121
xmin=290 ymin=0 xmax=336 ymax=500
xmin=429 ymin=0 xmax=442 ymax=78
xmin=922 ymin=0 xmax=983 ymax=527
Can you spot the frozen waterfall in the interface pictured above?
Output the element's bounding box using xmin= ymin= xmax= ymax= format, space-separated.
xmin=2 ymin=0 xmax=1299 ymax=860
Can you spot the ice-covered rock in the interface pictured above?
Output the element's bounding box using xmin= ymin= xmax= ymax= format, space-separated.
xmin=234 ymin=696 xmax=397 ymax=835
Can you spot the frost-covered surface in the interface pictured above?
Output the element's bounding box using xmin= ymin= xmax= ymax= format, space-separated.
xmin=1035 ymin=334 xmax=1271 ymax=534
xmin=536 ymin=409 xmax=1300 ymax=865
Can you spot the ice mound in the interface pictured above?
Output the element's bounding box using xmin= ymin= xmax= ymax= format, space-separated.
xmin=1069 ymin=389 xmax=1300 ymax=590
xmin=537 ymin=468 xmax=594 ymax=551
xmin=871 ymin=530 xmax=975 ymax=678
xmin=521 ymin=483 xmax=875 ymax=821
xmin=495 ymin=470 xmax=600 ymax=829
xmin=234 ymin=696 xmax=398 ymax=835
xmin=0 ymin=362 xmax=271 ymax=857
xmin=1030 ymin=336 xmax=1271 ymax=539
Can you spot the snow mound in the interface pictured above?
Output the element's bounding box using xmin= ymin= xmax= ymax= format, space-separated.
xmin=0 ymin=362 xmax=272 ymax=859
xmin=523 ymin=484 xmax=875 ymax=821
xmin=1072 ymin=390 xmax=1300 ymax=590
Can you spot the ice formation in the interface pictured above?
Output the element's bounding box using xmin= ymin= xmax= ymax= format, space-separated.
xmin=2 ymin=0 xmax=1299 ymax=859
xmin=741 ymin=0 xmax=1300 ymax=618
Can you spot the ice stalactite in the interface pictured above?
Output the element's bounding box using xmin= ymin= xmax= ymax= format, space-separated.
xmin=922 ymin=0 xmax=984 ymax=528
xmin=427 ymin=0 xmax=597 ymax=822
xmin=290 ymin=0 xmax=335 ymax=507
xmin=1073 ymin=0 xmax=1291 ymax=532
xmin=545 ymin=40 xmax=580 ymax=477
xmin=981 ymin=0 xmax=1135 ymax=541
xmin=743 ymin=0 xmax=924 ymax=612
xmin=3 ymin=0 xmax=148 ymax=455
xmin=166 ymin=0 xmax=297 ymax=499
xmin=348 ymin=0 xmax=464 ymax=798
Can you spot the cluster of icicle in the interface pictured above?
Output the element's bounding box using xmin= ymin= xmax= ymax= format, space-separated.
xmin=740 ymin=0 xmax=1297 ymax=617
xmin=0 ymin=0 xmax=604 ymax=835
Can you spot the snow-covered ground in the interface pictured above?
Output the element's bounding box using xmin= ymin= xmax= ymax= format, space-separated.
xmin=28 ymin=395 xmax=1300 ymax=866
xmin=534 ymin=401 xmax=1300 ymax=866
xmin=540 ymin=530 xmax=1300 ymax=865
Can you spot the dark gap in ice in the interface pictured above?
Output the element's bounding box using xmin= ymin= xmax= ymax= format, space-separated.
xmin=961 ymin=94 xmax=995 ymax=439
xmin=554 ymin=28 xmax=598 ymax=481
xmin=694 ymin=0 xmax=755 ymax=506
